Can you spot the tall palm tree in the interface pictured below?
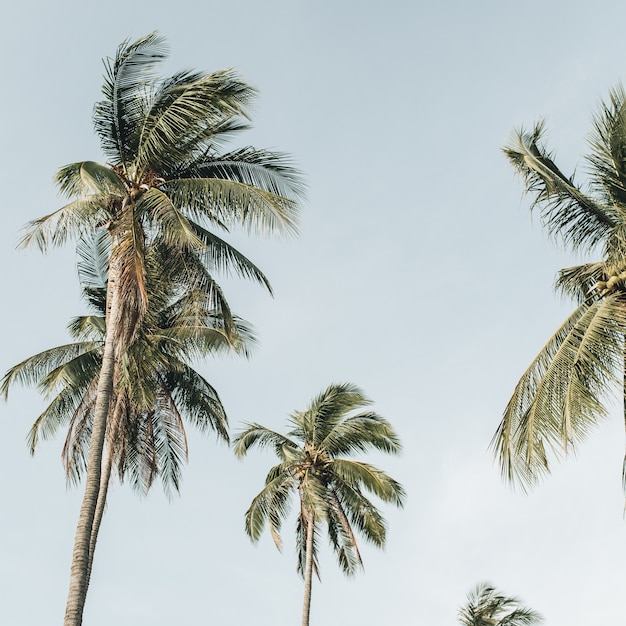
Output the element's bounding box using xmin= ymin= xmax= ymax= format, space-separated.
xmin=492 ymin=86 xmax=626 ymax=491
xmin=19 ymin=33 xmax=304 ymax=626
xmin=458 ymin=583 xmax=543 ymax=626
xmin=2 ymin=228 xmax=254 ymax=586
xmin=233 ymin=383 xmax=405 ymax=626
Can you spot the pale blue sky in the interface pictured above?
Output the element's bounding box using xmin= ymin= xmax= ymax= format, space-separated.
xmin=2 ymin=1 xmax=626 ymax=625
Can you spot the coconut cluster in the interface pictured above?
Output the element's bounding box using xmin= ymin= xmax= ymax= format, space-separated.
xmin=593 ymin=270 xmax=626 ymax=294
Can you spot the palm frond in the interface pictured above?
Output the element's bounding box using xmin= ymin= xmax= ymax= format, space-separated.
xmin=331 ymin=458 xmax=406 ymax=506
xmin=244 ymin=465 xmax=295 ymax=544
xmin=493 ymin=294 xmax=626 ymax=490
xmin=233 ymin=424 xmax=299 ymax=459
xmin=135 ymin=69 xmax=255 ymax=173
xmin=504 ymin=122 xmax=615 ymax=252
xmin=94 ymin=31 xmax=168 ymax=166
xmin=55 ymin=162 xmax=126 ymax=198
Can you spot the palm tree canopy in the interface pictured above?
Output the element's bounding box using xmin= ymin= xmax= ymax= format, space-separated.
xmin=493 ymin=86 xmax=626 ymax=491
xmin=234 ymin=383 xmax=405 ymax=577
xmin=2 ymin=229 xmax=254 ymax=495
xmin=21 ymin=32 xmax=305 ymax=342
xmin=458 ymin=583 xmax=542 ymax=626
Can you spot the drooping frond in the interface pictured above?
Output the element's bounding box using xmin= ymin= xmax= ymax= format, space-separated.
xmin=76 ymin=228 xmax=111 ymax=292
xmin=555 ymin=261 xmax=606 ymax=303
xmin=493 ymin=293 xmax=626 ymax=490
xmin=233 ymin=424 xmax=299 ymax=459
xmin=1 ymin=343 xmax=101 ymax=400
xmin=504 ymin=122 xmax=615 ymax=252
xmin=296 ymin=506 xmax=321 ymax=580
xmin=325 ymin=491 xmax=362 ymax=575
xmin=19 ymin=198 xmax=110 ymax=251
xmin=55 ymin=162 xmax=126 ymax=199
xmin=244 ymin=464 xmax=295 ymax=545
xmin=331 ymin=459 xmax=406 ymax=506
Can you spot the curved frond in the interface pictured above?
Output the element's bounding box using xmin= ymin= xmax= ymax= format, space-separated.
xmin=459 ymin=583 xmax=543 ymax=626
xmin=504 ymin=122 xmax=615 ymax=252
xmin=233 ymin=424 xmax=299 ymax=459
xmin=94 ymin=31 xmax=168 ymax=166
xmin=55 ymin=161 xmax=126 ymax=198
xmin=331 ymin=459 xmax=405 ymax=506
xmin=493 ymin=294 xmax=626 ymax=490
xmin=135 ymin=69 xmax=255 ymax=172
xmin=244 ymin=464 xmax=295 ymax=544
xmin=19 ymin=197 xmax=110 ymax=251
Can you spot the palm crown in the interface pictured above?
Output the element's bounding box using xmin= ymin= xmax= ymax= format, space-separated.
xmin=458 ymin=583 xmax=543 ymax=626
xmin=234 ymin=383 xmax=405 ymax=576
xmin=493 ymin=86 xmax=626 ymax=490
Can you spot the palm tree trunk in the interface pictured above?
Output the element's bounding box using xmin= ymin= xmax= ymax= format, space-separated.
xmin=63 ymin=260 xmax=122 ymax=626
xmin=85 ymin=441 xmax=113 ymax=588
xmin=301 ymin=509 xmax=315 ymax=626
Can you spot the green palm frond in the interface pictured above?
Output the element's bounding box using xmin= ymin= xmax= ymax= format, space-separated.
xmin=135 ymin=69 xmax=254 ymax=173
xmin=27 ymin=380 xmax=97 ymax=455
xmin=19 ymin=197 xmax=110 ymax=251
xmin=76 ymin=228 xmax=111 ymax=293
xmin=187 ymin=221 xmax=273 ymax=293
xmin=494 ymin=294 xmax=626 ymax=490
xmin=330 ymin=478 xmax=387 ymax=547
xmin=321 ymin=412 xmax=402 ymax=456
xmin=165 ymin=176 xmax=299 ymax=237
xmin=94 ymin=31 xmax=168 ymax=167
xmin=296 ymin=508 xmax=321 ymax=580
xmin=555 ymin=261 xmax=606 ymax=303
xmin=331 ymin=458 xmax=405 ymax=506
xmin=459 ymin=583 xmax=543 ymax=626
xmin=1 ymin=343 xmax=100 ymax=399
xmin=504 ymin=122 xmax=615 ymax=252
xmin=138 ymin=188 xmax=205 ymax=250
xmin=233 ymin=424 xmax=299 ymax=459
xmin=587 ymin=85 xmax=626 ymax=213
xmin=55 ymin=162 xmax=127 ymax=198
xmin=245 ymin=465 xmax=295 ymax=545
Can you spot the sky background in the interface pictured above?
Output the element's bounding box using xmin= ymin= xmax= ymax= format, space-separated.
xmin=2 ymin=1 xmax=626 ymax=624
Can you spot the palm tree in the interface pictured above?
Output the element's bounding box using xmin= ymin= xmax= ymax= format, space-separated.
xmin=492 ymin=87 xmax=626 ymax=491
xmin=233 ymin=383 xmax=405 ymax=626
xmin=458 ymin=583 xmax=543 ymax=626
xmin=19 ymin=33 xmax=304 ymax=626
xmin=2 ymin=228 xmax=255 ymax=586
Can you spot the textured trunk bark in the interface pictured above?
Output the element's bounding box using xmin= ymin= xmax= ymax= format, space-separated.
xmin=301 ymin=509 xmax=315 ymax=626
xmin=85 ymin=442 xmax=113 ymax=588
xmin=63 ymin=259 xmax=122 ymax=626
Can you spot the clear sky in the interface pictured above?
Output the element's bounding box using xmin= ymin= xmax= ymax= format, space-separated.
xmin=2 ymin=1 xmax=626 ymax=624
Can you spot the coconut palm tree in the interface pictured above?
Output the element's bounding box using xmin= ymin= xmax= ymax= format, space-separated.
xmin=233 ymin=383 xmax=405 ymax=626
xmin=19 ymin=32 xmax=304 ymax=626
xmin=458 ymin=583 xmax=543 ymax=626
xmin=2 ymin=228 xmax=255 ymax=586
xmin=492 ymin=86 xmax=626 ymax=491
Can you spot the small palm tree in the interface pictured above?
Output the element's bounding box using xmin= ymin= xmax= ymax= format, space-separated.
xmin=233 ymin=383 xmax=405 ymax=626
xmin=458 ymin=583 xmax=543 ymax=626
xmin=493 ymin=87 xmax=626 ymax=490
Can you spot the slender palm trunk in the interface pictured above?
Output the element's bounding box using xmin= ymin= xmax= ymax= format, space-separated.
xmin=85 ymin=442 xmax=113 ymax=587
xmin=63 ymin=260 xmax=122 ymax=626
xmin=301 ymin=509 xmax=315 ymax=626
